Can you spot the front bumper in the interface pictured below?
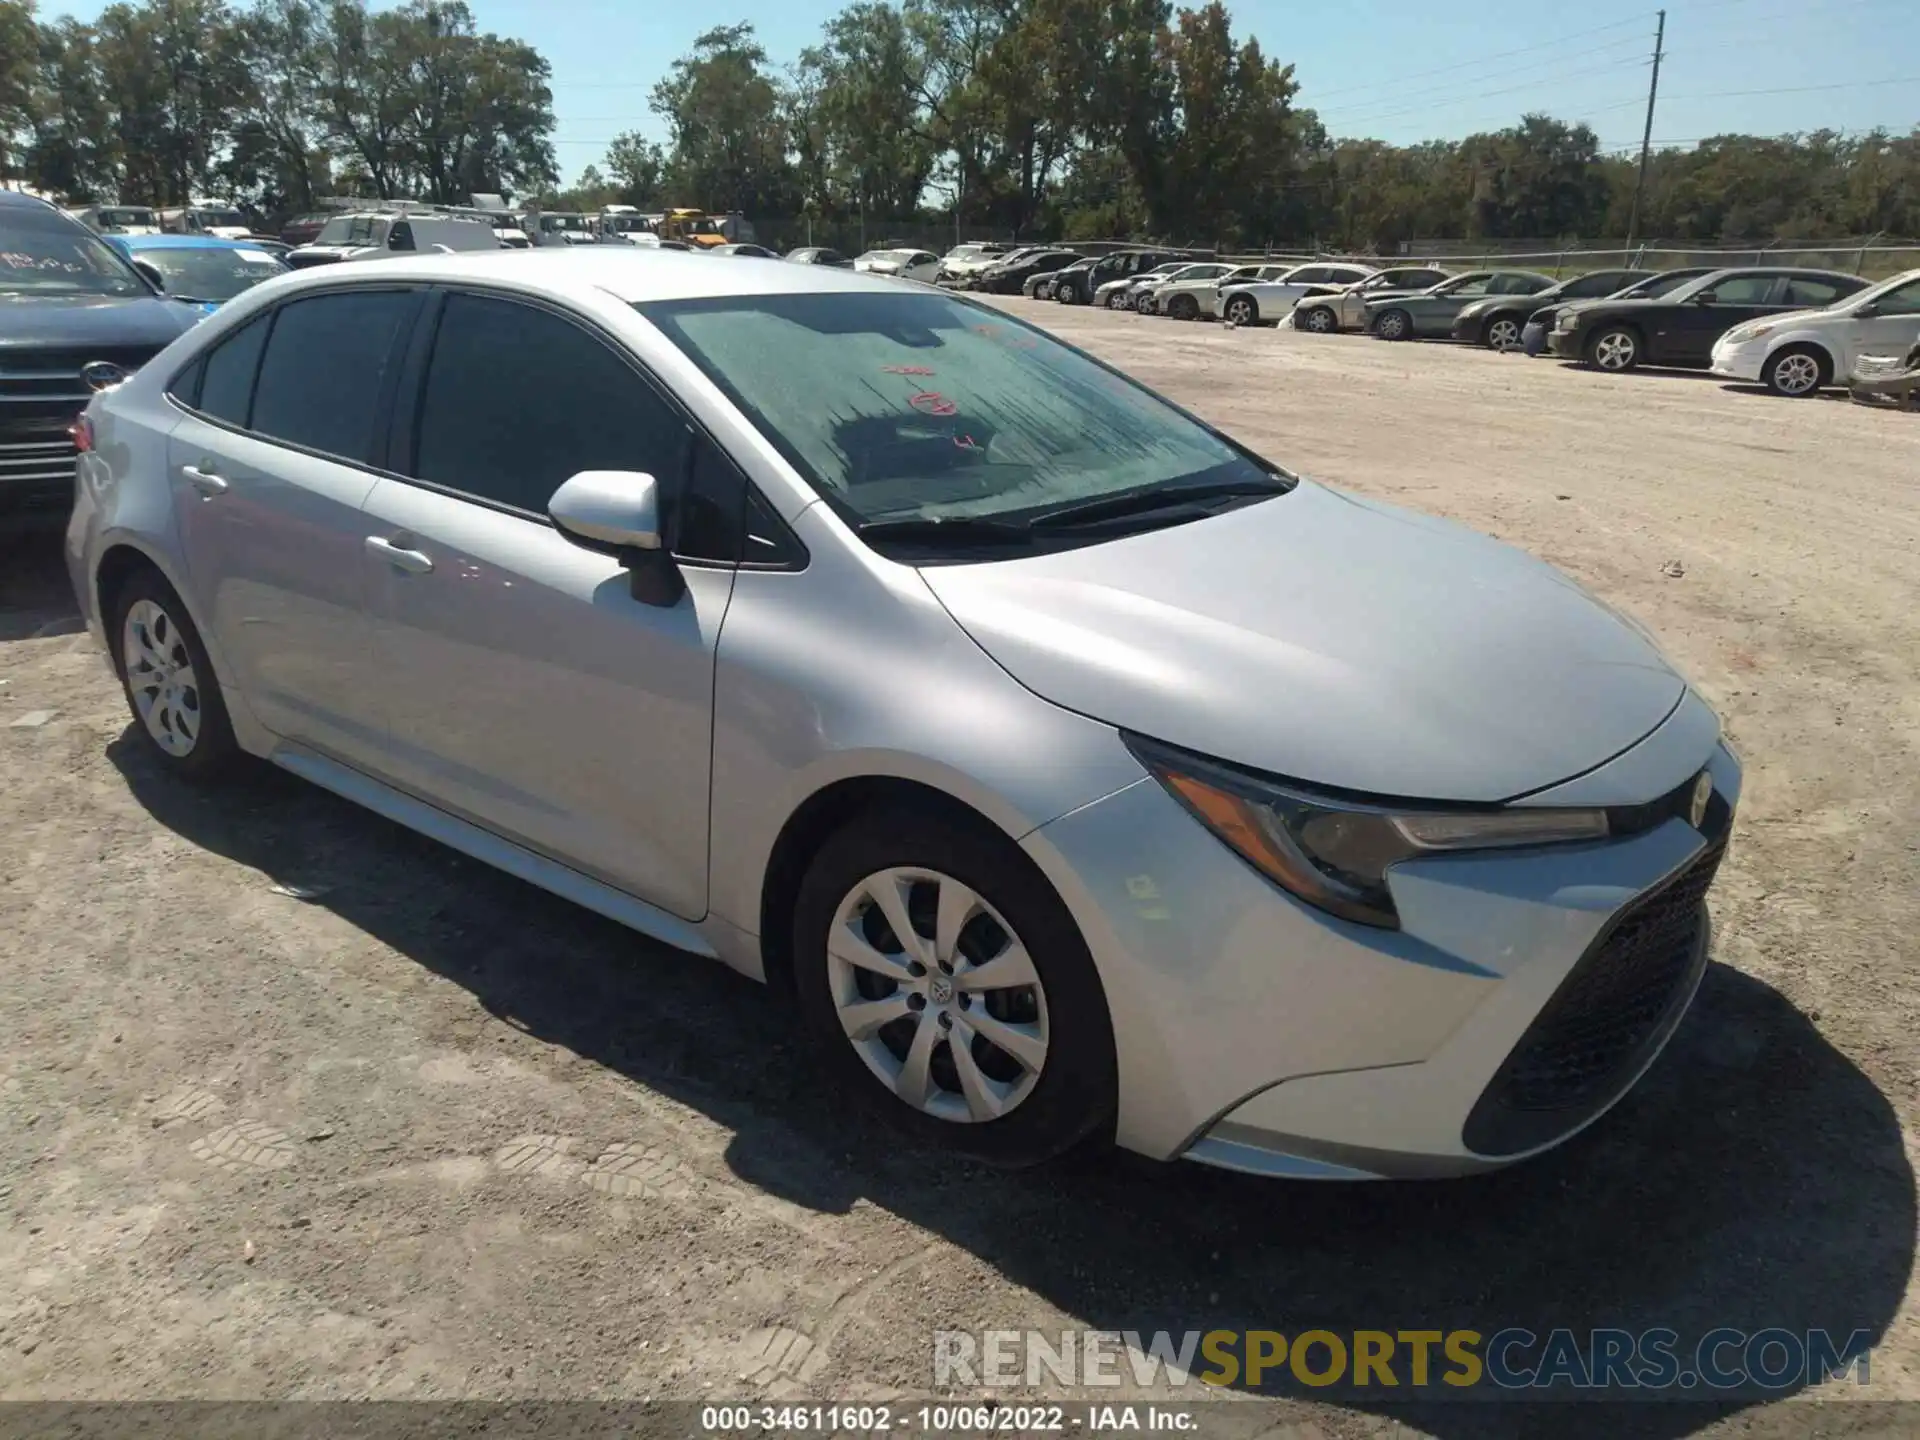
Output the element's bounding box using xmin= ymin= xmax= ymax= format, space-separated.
xmin=1451 ymin=313 xmax=1489 ymax=345
xmin=1547 ymin=327 xmax=1585 ymax=360
xmin=1710 ymin=337 xmax=1767 ymax=383
xmin=1021 ymin=720 xmax=1741 ymax=1178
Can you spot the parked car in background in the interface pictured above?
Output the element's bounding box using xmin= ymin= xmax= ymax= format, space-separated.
xmin=1096 ymin=261 xmax=1186 ymax=310
xmin=980 ymin=247 xmax=1077 ymax=295
xmin=278 ymin=212 xmax=331 ymax=248
xmin=1154 ymin=262 xmax=1293 ymax=321
xmin=1138 ymin=262 xmax=1236 ymax=315
xmin=1711 ymin=267 xmax=1920 ymax=396
xmin=854 ymin=248 xmax=941 ymax=283
xmin=1290 ymin=268 xmax=1452 ymax=334
xmin=1054 ymin=248 xmax=1189 ymax=305
xmin=1521 ymin=268 xmax=1718 ymax=356
xmin=105 ymin=235 xmax=289 ymax=313
xmin=1368 ymin=271 xmax=1554 ymax=340
xmin=286 ymin=213 xmax=501 ymax=268
xmin=530 ymin=212 xmax=596 ymax=247
xmin=66 ymin=247 xmax=1740 ymax=1179
xmin=1038 ymin=257 xmax=1095 ymax=302
xmin=711 ymin=243 xmax=781 ymax=259
xmin=1451 ymin=269 xmax=1643 ymax=350
xmin=0 ymin=190 xmax=203 ymax=534
xmin=242 ymin=239 xmax=293 ymax=261
xmin=69 ymin=204 xmax=161 ymax=236
xmin=936 ymin=242 xmax=1011 ymax=284
xmin=786 ymin=246 xmax=855 ymax=269
xmin=158 ymin=204 xmax=254 ymax=240
xmin=1214 ymin=262 xmax=1378 ymax=327
xmin=1549 ymin=267 xmax=1870 ymax=374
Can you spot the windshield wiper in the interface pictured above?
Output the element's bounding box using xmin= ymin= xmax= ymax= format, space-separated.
xmin=1028 ymin=475 xmax=1290 ymax=531
xmin=855 ymin=515 xmax=1034 ymax=545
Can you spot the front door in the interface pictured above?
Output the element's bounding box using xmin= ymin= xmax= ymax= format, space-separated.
xmin=1658 ymin=272 xmax=1784 ymax=364
xmin=358 ymin=289 xmax=733 ymax=920
xmin=166 ymin=288 xmax=421 ymax=770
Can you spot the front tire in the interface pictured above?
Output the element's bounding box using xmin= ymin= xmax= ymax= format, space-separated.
xmin=1485 ymin=315 xmax=1523 ymax=351
xmin=1105 ymin=290 xmax=1128 ymax=310
xmin=792 ymin=809 xmax=1116 ymax=1167
xmin=1298 ymin=304 xmax=1337 ymax=334
xmin=1588 ymin=325 xmax=1641 ymax=372
xmin=1765 ymin=344 xmax=1830 ymax=397
xmin=1374 ymin=307 xmax=1413 ymax=341
xmin=1168 ymin=293 xmax=1200 ymax=321
xmin=1224 ymin=294 xmax=1258 ymax=326
xmin=107 ymin=566 xmax=240 ymax=781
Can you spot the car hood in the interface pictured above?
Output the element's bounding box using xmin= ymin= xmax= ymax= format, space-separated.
xmin=919 ymin=482 xmax=1686 ymax=801
xmin=0 ymin=291 xmax=205 ymax=349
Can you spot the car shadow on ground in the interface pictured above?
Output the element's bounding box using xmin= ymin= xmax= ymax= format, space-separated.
xmin=0 ymin=535 xmax=83 ymax=641
xmin=102 ymin=737 xmax=1916 ymax=1437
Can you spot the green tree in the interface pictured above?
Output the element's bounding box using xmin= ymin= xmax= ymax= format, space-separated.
xmin=603 ymin=130 xmax=667 ymax=207
xmin=649 ymin=23 xmax=799 ymax=214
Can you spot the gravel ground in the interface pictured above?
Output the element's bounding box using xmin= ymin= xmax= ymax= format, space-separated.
xmin=2 ymin=299 xmax=1916 ymax=1437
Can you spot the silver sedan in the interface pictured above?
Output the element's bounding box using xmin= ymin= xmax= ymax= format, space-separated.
xmin=67 ymin=249 xmax=1739 ymax=1178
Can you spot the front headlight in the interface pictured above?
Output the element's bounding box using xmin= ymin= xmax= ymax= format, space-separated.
xmin=1127 ymin=735 xmax=1608 ymax=928
xmin=1731 ymin=323 xmax=1775 ymax=343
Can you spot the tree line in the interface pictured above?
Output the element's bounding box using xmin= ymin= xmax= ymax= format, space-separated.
xmin=3 ymin=0 xmax=1916 ymax=248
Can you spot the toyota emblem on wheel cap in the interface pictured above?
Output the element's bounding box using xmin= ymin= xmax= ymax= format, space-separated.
xmin=1690 ymin=771 xmax=1713 ymax=829
xmin=81 ymin=360 xmax=132 ymax=392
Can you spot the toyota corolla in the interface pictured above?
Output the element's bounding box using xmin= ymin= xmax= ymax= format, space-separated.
xmin=66 ymin=250 xmax=1739 ymax=1179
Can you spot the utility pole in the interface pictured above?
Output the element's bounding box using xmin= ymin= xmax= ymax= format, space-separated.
xmin=1624 ymin=9 xmax=1666 ymax=255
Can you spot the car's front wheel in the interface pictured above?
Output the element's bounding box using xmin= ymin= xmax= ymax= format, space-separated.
xmin=1105 ymin=290 xmax=1128 ymax=310
xmin=1588 ymin=324 xmax=1642 ymax=372
xmin=108 ymin=566 xmax=240 ymax=781
xmin=1298 ymin=304 xmax=1337 ymax=334
xmin=1374 ymin=308 xmax=1413 ymax=341
xmin=1765 ymin=344 xmax=1830 ymax=397
xmin=1224 ymin=295 xmax=1258 ymax=326
xmin=1167 ymin=293 xmax=1200 ymax=320
xmin=792 ymin=809 xmax=1116 ymax=1167
xmin=1486 ymin=316 xmax=1523 ymax=351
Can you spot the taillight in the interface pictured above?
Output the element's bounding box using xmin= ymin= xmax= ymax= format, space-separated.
xmin=71 ymin=415 xmax=94 ymax=453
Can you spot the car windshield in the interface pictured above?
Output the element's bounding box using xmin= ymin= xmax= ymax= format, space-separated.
xmin=1429 ymin=274 xmax=1487 ymax=294
xmin=314 ymin=217 xmax=355 ymax=243
xmin=543 ymin=214 xmax=589 ymax=232
xmin=99 ymin=208 xmax=155 ymax=228
xmin=1841 ymin=268 xmax=1920 ymax=309
xmin=191 ymin=208 xmax=247 ymax=229
xmin=0 ymin=207 xmax=149 ymax=296
xmin=130 ymin=244 xmax=286 ymax=301
xmin=639 ymin=290 xmax=1279 ymax=528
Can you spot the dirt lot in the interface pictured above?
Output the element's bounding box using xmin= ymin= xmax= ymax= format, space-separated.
xmin=3 ymin=300 xmax=1918 ymax=1436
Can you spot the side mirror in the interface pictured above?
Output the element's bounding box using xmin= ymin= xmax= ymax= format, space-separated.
xmin=549 ymin=470 xmax=684 ymax=607
xmin=1694 ymin=291 xmax=1717 ymax=304
xmin=131 ymin=258 xmax=166 ymax=291
xmin=1854 ymin=302 xmax=1880 ymax=319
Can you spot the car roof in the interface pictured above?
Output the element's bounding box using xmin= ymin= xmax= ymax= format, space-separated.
xmin=238 ymin=246 xmax=942 ymax=304
xmin=1692 ymin=265 xmax=1860 ymax=282
xmin=113 ymin=233 xmax=267 ymax=250
xmin=0 ymin=189 xmax=63 ymax=212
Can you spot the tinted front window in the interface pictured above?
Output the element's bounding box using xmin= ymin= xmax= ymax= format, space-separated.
xmin=1698 ymin=275 xmax=1776 ymax=304
xmin=0 ymin=206 xmax=147 ymax=296
xmin=1868 ymin=277 xmax=1920 ymax=316
xmin=250 ymin=290 xmax=417 ymax=461
xmin=639 ymin=290 xmax=1271 ymax=527
xmin=195 ymin=314 xmax=271 ymax=424
xmin=314 ymin=217 xmax=353 ymax=244
xmin=413 ymin=292 xmax=690 ymax=516
xmin=130 ymin=245 xmax=286 ymax=302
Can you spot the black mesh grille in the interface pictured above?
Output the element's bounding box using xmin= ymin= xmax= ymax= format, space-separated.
xmin=1464 ymin=842 xmax=1723 ymax=1157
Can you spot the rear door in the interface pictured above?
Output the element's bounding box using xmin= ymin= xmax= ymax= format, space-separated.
xmin=358 ymin=288 xmax=738 ymax=919
xmin=165 ymin=287 xmax=421 ymax=769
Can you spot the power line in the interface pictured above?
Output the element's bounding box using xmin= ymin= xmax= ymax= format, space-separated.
xmin=1321 ymin=59 xmax=1650 ymax=130
xmin=1311 ymin=42 xmax=1651 ymax=122
xmin=1303 ymin=12 xmax=1657 ymax=103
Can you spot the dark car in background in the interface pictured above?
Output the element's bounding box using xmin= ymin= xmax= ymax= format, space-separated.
xmin=1548 ymin=267 xmax=1870 ymax=373
xmin=980 ymin=247 xmax=1077 ymax=295
xmin=1053 ymin=248 xmax=1189 ymax=305
xmin=1520 ymin=268 xmax=1718 ymax=355
xmin=0 ymin=191 xmax=204 ymax=534
xmin=1451 ymin=269 xmax=1644 ymax=350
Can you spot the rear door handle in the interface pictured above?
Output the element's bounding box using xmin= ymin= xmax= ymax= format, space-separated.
xmin=180 ymin=463 xmax=228 ymax=496
xmin=365 ymin=535 xmax=434 ymax=574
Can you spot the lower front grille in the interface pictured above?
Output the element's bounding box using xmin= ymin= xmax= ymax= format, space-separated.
xmin=1463 ymin=842 xmax=1724 ymax=1157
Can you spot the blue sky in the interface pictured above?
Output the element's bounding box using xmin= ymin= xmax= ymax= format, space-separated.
xmin=44 ymin=0 xmax=1920 ymax=182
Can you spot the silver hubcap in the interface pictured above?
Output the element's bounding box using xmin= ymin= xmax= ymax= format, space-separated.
xmin=1489 ymin=320 xmax=1521 ymax=350
xmin=122 ymin=598 xmax=201 ymax=757
xmin=1774 ymin=353 xmax=1819 ymax=394
xmin=1595 ymin=331 xmax=1636 ymax=370
xmin=1228 ymin=301 xmax=1251 ymax=323
xmin=1305 ymin=309 xmax=1333 ymax=331
xmin=828 ymin=867 xmax=1049 ymax=1124
xmin=1379 ymin=313 xmax=1406 ymax=338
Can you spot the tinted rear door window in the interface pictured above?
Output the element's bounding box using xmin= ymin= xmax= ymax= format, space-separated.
xmin=250 ymin=290 xmax=418 ymax=461
xmin=411 ymin=291 xmax=691 ymax=517
xmin=195 ymin=313 xmax=271 ymax=426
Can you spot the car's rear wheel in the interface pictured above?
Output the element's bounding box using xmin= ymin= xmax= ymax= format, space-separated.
xmin=792 ymin=809 xmax=1116 ymax=1167
xmin=1486 ymin=316 xmax=1523 ymax=351
xmin=1765 ymin=344 xmax=1830 ymax=397
xmin=1168 ymin=293 xmax=1200 ymax=321
xmin=108 ymin=567 xmax=240 ymax=781
xmin=1298 ymin=304 xmax=1337 ymax=334
xmin=1588 ymin=325 xmax=1641 ymax=372
xmin=1374 ymin=308 xmax=1413 ymax=341
xmin=1224 ymin=295 xmax=1258 ymax=326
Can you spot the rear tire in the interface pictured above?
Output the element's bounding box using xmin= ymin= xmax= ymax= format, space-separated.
xmin=792 ymin=808 xmax=1117 ymax=1168
xmin=1374 ymin=308 xmax=1413 ymax=341
xmin=1224 ymin=294 xmax=1258 ymax=326
xmin=107 ymin=566 xmax=241 ymax=782
xmin=1765 ymin=343 xmax=1830 ymax=397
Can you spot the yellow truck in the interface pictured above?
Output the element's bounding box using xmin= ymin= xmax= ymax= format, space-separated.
xmin=656 ymin=208 xmax=728 ymax=248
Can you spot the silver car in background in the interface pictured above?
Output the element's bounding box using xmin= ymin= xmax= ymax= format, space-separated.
xmin=67 ymin=249 xmax=1739 ymax=1179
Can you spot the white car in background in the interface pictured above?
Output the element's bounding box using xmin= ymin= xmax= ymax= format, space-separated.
xmin=936 ymin=243 xmax=1009 ymax=284
xmin=1710 ymin=267 xmax=1920 ymax=396
xmin=1150 ymin=262 xmax=1293 ymax=321
xmin=1214 ymin=262 xmax=1378 ymax=327
xmin=855 ymin=248 xmax=941 ymax=284
xmin=1137 ymin=262 xmax=1236 ymax=314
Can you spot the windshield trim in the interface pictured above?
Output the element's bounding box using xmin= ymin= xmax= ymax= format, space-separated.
xmin=632 ymin=289 xmax=1295 ymax=555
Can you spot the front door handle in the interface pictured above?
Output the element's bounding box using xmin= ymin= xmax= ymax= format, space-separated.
xmin=180 ymin=463 xmax=228 ymax=496
xmin=365 ymin=535 xmax=434 ymax=574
